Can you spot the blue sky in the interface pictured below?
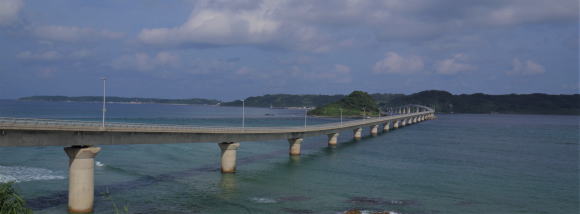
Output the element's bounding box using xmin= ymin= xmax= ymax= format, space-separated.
xmin=0 ymin=0 xmax=578 ymax=101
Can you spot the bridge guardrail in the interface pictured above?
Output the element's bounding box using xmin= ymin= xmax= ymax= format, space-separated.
xmin=0 ymin=106 xmax=434 ymax=133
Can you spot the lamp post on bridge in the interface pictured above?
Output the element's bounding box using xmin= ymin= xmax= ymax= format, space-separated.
xmin=362 ymin=106 xmax=366 ymax=120
xmin=304 ymin=107 xmax=307 ymax=128
xmin=100 ymin=77 xmax=107 ymax=128
xmin=340 ymin=108 xmax=343 ymax=127
xmin=242 ymin=99 xmax=245 ymax=129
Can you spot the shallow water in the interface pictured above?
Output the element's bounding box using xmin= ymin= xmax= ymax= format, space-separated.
xmin=0 ymin=100 xmax=578 ymax=213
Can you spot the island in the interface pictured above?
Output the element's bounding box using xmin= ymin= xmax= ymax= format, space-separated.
xmin=308 ymin=91 xmax=380 ymax=117
xmin=18 ymin=96 xmax=220 ymax=105
xmin=17 ymin=90 xmax=580 ymax=115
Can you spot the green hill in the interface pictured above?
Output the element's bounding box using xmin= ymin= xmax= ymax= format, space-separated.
xmin=309 ymin=91 xmax=379 ymax=117
xmin=221 ymin=94 xmax=344 ymax=108
xmin=384 ymin=90 xmax=580 ymax=115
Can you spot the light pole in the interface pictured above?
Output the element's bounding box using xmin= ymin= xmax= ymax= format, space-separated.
xmin=362 ymin=106 xmax=366 ymax=120
xmin=100 ymin=77 xmax=107 ymax=128
xmin=304 ymin=107 xmax=307 ymax=128
xmin=242 ymin=99 xmax=245 ymax=129
xmin=340 ymin=108 xmax=343 ymax=127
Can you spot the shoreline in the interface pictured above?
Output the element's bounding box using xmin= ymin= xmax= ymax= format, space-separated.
xmin=4 ymin=100 xmax=579 ymax=116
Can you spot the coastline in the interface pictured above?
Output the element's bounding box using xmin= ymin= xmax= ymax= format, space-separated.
xmin=4 ymin=100 xmax=579 ymax=116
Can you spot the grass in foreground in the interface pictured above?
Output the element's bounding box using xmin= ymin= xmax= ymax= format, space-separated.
xmin=0 ymin=182 xmax=33 ymax=214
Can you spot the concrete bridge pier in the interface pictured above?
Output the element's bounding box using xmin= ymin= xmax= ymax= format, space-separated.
xmin=353 ymin=128 xmax=362 ymax=140
xmin=218 ymin=142 xmax=240 ymax=173
xmin=393 ymin=120 xmax=400 ymax=129
xmin=327 ymin=133 xmax=339 ymax=146
xmin=401 ymin=119 xmax=407 ymax=127
xmin=383 ymin=121 xmax=390 ymax=132
xmin=288 ymin=138 xmax=303 ymax=156
xmin=64 ymin=146 xmax=101 ymax=213
xmin=370 ymin=125 xmax=379 ymax=136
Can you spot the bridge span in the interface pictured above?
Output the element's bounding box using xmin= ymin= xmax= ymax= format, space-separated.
xmin=0 ymin=105 xmax=435 ymax=213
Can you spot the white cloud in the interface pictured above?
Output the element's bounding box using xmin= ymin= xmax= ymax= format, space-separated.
xmin=140 ymin=7 xmax=280 ymax=46
xmin=0 ymin=0 xmax=22 ymax=26
xmin=136 ymin=0 xmax=578 ymax=51
xmin=483 ymin=0 xmax=577 ymax=26
xmin=233 ymin=63 xmax=352 ymax=84
xmin=435 ymin=54 xmax=475 ymax=75
xmin=373 ymin=52 xmax=424 ymax=74
xmin=33 ymin=26 xmax=124 ymax=42
xmin=507 ymin=58 xmax=545 ymax=75
xmin=112 ymin=52 xmax=180 ymax=71
xmin=138 ymin=0 xmax=343 ymax=52
xmin=16 ymin=49 xmax=93 ymax=61
xmin=17 ymin=51 xmax=61 ymax=61
xmin=307 ymin=64 xmax=351 ymax=83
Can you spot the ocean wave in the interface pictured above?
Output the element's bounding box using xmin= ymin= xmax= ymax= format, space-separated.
xmin=249 ymin=197 xmax=277 ymax=204
xmin=0 ymin=165 xmax=65 ymax=183
xmin=96 ymin=161 xmax=105 ymax=167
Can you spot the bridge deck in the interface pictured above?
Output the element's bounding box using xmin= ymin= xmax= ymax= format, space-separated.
xmin=0 ymin=113 xmax=424 ymax=133
xmin=0 ymin=107 xmax=433 ymax=147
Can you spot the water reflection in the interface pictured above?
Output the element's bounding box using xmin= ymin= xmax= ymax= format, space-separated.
xmin=219 ymin=174 xmax=237 ymax=199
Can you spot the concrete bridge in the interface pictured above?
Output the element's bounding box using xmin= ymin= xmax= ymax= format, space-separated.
xmin=0 ymin=104 xmax=435 ymax=213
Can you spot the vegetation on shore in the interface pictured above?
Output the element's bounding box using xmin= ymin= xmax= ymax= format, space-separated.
xmin=19 ymin=96 xmax=220 ymax=105
xmin=385 ymin=90 xmax=580 ymax=115
xmin=221 ymin=94 xmax=345 ymax=108
xmin=309 ymin=91 xmax=380 ymax=117
xmin=0 ymin=182 xmax=33 ymax=214
xmin=17 ymin=90 xmax=580 ymax=115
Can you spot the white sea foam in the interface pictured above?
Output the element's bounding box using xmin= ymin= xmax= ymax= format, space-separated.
xmin=340 ymin=210 xmax=400 ymax=214
xmin=0 ymin=165 xmax=65 ymax=183
xmin=96 ymin=161 xmax=105 ymax=167
xmin=250 ymin=197 xmax=277 ymax=203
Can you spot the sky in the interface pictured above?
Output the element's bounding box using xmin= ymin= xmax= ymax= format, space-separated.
xmin=0 ymin=0 xmax=578 ymax=101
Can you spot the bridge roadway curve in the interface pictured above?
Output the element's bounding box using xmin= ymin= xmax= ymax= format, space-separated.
xmin=0 ymin=104 xmax=435 ymax=213
xmin=0 ymin=110 xmax=434 ymax=147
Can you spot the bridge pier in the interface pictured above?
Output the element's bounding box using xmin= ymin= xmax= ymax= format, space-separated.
xmin=353 ymin=128 xmax=362 ymax=140
xmin=393 ymin=120 xmax=400 ymax=129
xmin=64 ymin=146 xmax=101 ymax=213
xmin=288 ymin=138 xmax=303 ymax=156
xmin=370 ymin=125 xmax=379 ymax=136
xmin=327 ymin=133 xmax=339 ymax=146
xmin=401 ymin=119 xmax=407 ymax=127
xmin=383 ymin=121 xmax=390 ymax=132
xmin=218 ymin=142 xmax=240 ymax=173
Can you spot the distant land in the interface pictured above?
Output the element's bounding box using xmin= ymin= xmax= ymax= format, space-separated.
xmin=309 ymin=91 xmax=380 ymax=117
xmin=18 ymin=96 xmax=220 ymax=105
xmin=220 ymin=93 xmax=404 ymax=107
xmin=18 ymin=90 xmax=580 ymax=115
xmin=386 ymin=90 xmax=580 ymax=115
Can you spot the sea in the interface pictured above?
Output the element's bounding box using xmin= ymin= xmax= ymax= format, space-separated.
xmin=0 ymin=100 xmax=578 ymax=214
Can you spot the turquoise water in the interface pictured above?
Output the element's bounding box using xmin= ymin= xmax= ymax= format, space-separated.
xmin=0 ymin=100 xmax=578 ymax=213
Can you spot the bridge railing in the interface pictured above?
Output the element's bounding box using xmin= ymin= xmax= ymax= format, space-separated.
xmin=0 ymin=109 xmax=426 ymax=131
xmin=0 ymin=108 xmax=433 ymax=132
